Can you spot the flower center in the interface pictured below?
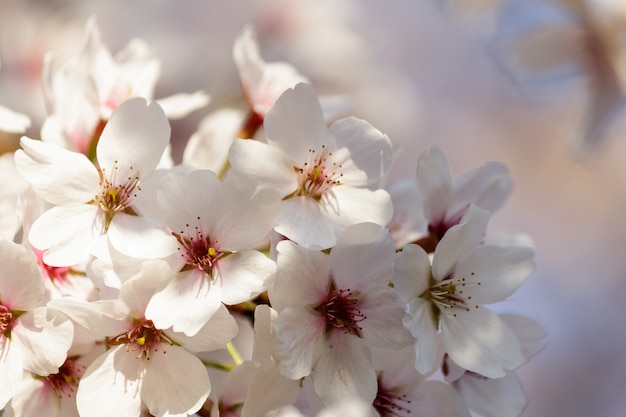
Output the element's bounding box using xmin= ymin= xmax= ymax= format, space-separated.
xmin=107 ymin=318 xmax=173 ymax=360
xmin=425 ymin=273 xmax=481 ymax=322
xmin=315 ymin=282 xmax=365 ymax=337
xmin=45 ymin=358 xmax=84 ymax=398
xmin=373 ymin=380 xmax=412 ymax=417
xmin=288 ymin=145 xmax=343 ymax=201
xmin=94 ymin=161 xmax=140 ymax=230
xmin=0 ymin=304 xmax=13 ymax=337
xmin=172 ymin=217 xmax=224 ymax=276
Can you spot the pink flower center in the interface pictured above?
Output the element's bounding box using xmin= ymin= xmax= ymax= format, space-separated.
xmin=172 ymin=217 xmax=224 ymax=276
xmin=95 ymin=161 xmax=140 ymax=230
xmin=373 ymin=380 xmax=412 ymax=417
xmin=288 ymin=145 xmax=343 ymax=201
xmin=0 ymin=304 xmax=12 ymax=337
xmin=108 ymin=318 xmax=173 ymax=360
xmin=315 ymin=283 xmax=365 ymax=337
xmin=46 ymin=358 xmax=84 ymax=398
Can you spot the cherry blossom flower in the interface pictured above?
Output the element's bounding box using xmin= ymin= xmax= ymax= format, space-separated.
xmin=136 ymin=169 xmax=280 ymax=336
xmin=229 ymin=83 xmax=393 ymax=249
xmin=15 ymin=97 xmax=176 ymax=266
xmin=76 ymin=262 xmax=239 ymax=417
xmin=42 ymin=17 xmax=208 ymax=154
xmin=393 ymin=205 xmax=535 ymax=378
xmin=269 ymin=223 xmax=413 ymax=404
xmin=0 ymin=239 xmax=74 ymax=409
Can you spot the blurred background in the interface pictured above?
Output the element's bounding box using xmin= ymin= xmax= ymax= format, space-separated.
xmin=1 ymin=0 xmax=625 ymax=416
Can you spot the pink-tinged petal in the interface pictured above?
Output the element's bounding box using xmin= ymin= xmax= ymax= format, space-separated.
xmin=182 ymin=108 xmax=245 ymax=171
xmin=330 ymin=223 xmax=394 ymax=290
xmin=317 ymin=398 xmax=375 ymax=417
xmin=5 ymin=374 xmax=65 ymax=417
xmin=108 ymin=213 xmax=178 ymax=259
xmin=29 ymin=205 xmax=100 ymax=267
xmin=408 ymin=380 xmax=470 ymax=417
xmin=96 ymin=98 xmax=170 ymax=177
xmin=271 ymin=240 xmax=330 ymax=312
xmin=323 ymin=186 xmax=393 ymax=231
xmin=448 ymin=162 xmax=512 ymax=221
xmin=217 ymin=250 xmax=275 ymax=305
xmin=453 ymin=236 xmax=535 ymax=305
xmin=156 ymin=91 xmax=210 ymax=119
xmin=387 ymin=178 xmax=426 ymax=248
xmin=242 ymin=365 xmax=301 ymax=417
xmin=327 ymin=117 xmax=393 ymax=185
xmin=0 ymin=338 xmax=22 ymax=408
xmin=264 ymin=83 xmax=327 ymax=162
xmin=405 ymin=297 xmax=440 ymax=375
xmin=500 ymin=314 xmax=547 ymax=364
xmin=0 ymin=240 xmax=44 ymax=311
xmin=442 ymin=308 xmax=523 ymax=378
xmin=76 ymin=346 xmax=143 ymax=417
xmin=455 ymin=371 xmax=527 ymax=417
xmin=313 ymin=332 xmax=376 ymax=404
xmin=275 ymin=196 xmax=337 ymax=249
xmin=141 ymin=345 xmax=210 ymax=417
xmin=416 ymin=146 xmax=453 ymax=225
xmin=15 ymin=137 xmax=99 ymax=206
xmin=359 ymin=287 xmax=413 ymax=350
xmin=392 ymin=244 xmax=431 ymax=303
xmin=273 ymin=306 xmax=325 ymax=380
xmin=12 ymin=307 xmax=73 ymax=376
xmin=228 ymin=139 xmax=297 ymax=197
xmin=168 ymin=304 xmax=238 ymax=353
xmin=145 ymin=269 xmax=222 ymax=337
xmin=209 ymin=175 xmax=280 ymax=250
xmin=432 ymin=205 xmax=489 ymax=281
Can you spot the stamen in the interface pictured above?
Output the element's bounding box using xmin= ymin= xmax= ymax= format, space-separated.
xmin=46 ymin=358 xmax=84 ymax=398
xmin=424 ymin=273 xmax=481 ymax=320
xmin=172 ymin=217 xmax=224 ymax=275
xmin=315 ymin=282 xmax=366 ymax=337
xmin=374 ymin=380 xmax=412 ymax=417
xmin=94 ymin=161 xmax=141 ymax=230
xmin=285 ymin=146 xmax=343 ymax=201
xmin=108 ymin=318 xmax=174 ymax=360
xmin=0 ymin=304 xmax=12 ymax=337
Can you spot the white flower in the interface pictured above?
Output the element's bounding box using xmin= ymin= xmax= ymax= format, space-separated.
xmin=393 ymin=205 xmax=534 ymax=378
xmin=270 ymin=223 xmax=413 ymax=404
xmin=0 ymin=239 xmax=73 ymax=409
xmin=229 ymin=83 xmax=393 ymax=249
xmin=137 ymin=169 xmax=280 ymax=336
xmin=15 ymin=97 xmax=175 ymax=266
xmin=76 ymin=262 xmax=239 ymax=417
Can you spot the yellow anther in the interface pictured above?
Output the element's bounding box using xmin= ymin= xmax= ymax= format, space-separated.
xmin=137 ymin=336 xmax=146 ymax=346
xmin=108 ymin=188 xmax=118 ymax=202
xmin=312 ymin=167 xmax=321 ymax=182
xmin=208 ymin=247 xmax=217 ymax=257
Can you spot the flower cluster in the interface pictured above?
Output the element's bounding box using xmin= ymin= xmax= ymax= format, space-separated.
xmin=0 ymin=19 xmax=545 ymax=417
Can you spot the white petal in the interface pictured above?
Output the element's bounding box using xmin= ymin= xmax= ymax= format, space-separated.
xmin=416 ymin=146 xmax=453 ymax=225
xmin=313 ymin=332 xmax=377 ymax=404
xmin=455 ymin=371 xmax=527 ymax=417
xmin=273 ymin=306 xmax=325 ymax=380
xmin=242 ymin=364 xmax=301 ymax=417
xmin=442 ymin=308 xmax=523 ymax=378
xmin=323 ymin=186 xmax=393 ymax=231
xmin=275 ymin=196 xmax=337 ymax=249
xmin=392 ymin=244 xmax=432 ymax=303
xmin=251 ymin=304 xmax=278 ymax=369
xmin=29 ymin=205 xmax=100 ymax=267
xmin=15 ymin=137 xmax=99 ymax=206
xmin=217 ymin=250 xmax=275 ymax=305
xmin=145 ymin=269 xmax=222 ymax=337
xmin=408 ymin=380 xmax=470 ymax=417
xmin=0 ymin=105 xmax=31 ymax=133
xmin=330 ymin=222 xmax=394 ymax=291
xmin=0 ymin=338 xmax=23 ymax=408
xmin=271 ymin=240 xmax=330 ymax=312
xmin=76 ymin=346 xmax=143 ymax=417
xmin=5 ymin=374 xmax=63 ymax=417
xmin=264 ymin=83 xmax=327 ymax=162
xmin=108 ymin=213 xmax=178 ymax=259
xmin=12 ymin=307 xmax=73 ymax=376
xmin=141 ymin=345 xmax=210 ymax=417
xmin=168 ymin=304 xmax=238 ymax=353
xmin=0 ymin=240 xmax=44 ymax=311
xmin=228 ymin=139 xmax=297 ymax=197
xmin=500 ymin=314 xmax=547 ymax=364
xmin=96 ymin=98 xmax=170 ymax=178
xmin=327 ymin=117 xmax=393 ymax=185
xmin=359 ymin=287 xmax=414 ymax=350
xmin=405 ymin=297 xmax=440 ymax=375
xmin=432 ymin=205 xmax=489 ymax=280
xmin=156 ymin=91 xmax=210 ymax=119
